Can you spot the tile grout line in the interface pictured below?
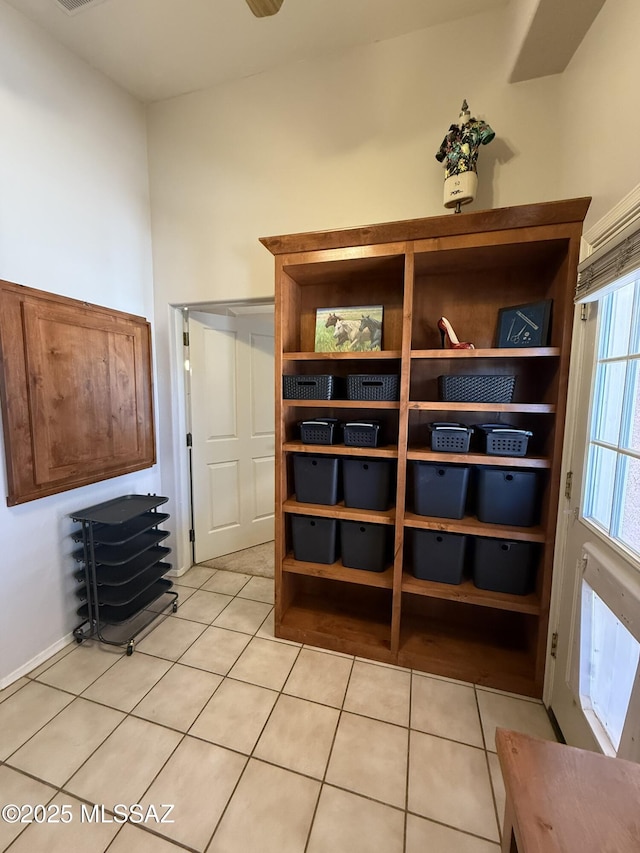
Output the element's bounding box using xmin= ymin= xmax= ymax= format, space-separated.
xmin=404 ymin=673 xmax=414 ymax=853
xmin=0 ymin=564 xmax=254 ymax=852
xmin=301 ymin=652 xmax=357 ymax=853
xmin=120 ymin=578 xmax=281 ymax=851
xmin=200 ymin=615 xmax=306 ymax=852
xmin=1 ymin=571 xmax=226 ymax=847
xmin=475 ymin=684 xmax=503 ymax=843
xmin=4 ymin=562 xmax=523 ymax=851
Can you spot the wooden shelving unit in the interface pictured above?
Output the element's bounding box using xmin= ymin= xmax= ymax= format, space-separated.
xmin=262 ymin=198 xmax=590 ymax=698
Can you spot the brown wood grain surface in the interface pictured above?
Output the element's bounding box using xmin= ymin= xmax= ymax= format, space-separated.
xmin=0 ymin=279 xmax=154 ymax=505
xmin=497 ymin=729 xmax=640 ymax=852
xmin=267 ymin=198 xmax=590 ymax=695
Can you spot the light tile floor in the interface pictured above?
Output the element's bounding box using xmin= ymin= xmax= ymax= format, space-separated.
xmin=0 ymin=558 xmax=557 ymax=853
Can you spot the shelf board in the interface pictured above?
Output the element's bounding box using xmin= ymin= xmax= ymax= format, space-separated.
xmin=284 ymin=399 xmax=400 ymax=409
xmin=73 ymin=529 xmax=171 ymax=567
xmin=70 ymin=495 xmax=168 ymax=525
xmin=278 ymin=593 xmax=393 ymax=661
xmin=398 ymin=613 xmax=538 ymax=697
xmin=409 ymin=401 xmax=556 ymax=414
xmin=283 ymin=556 xmax=394 ymax=588
xmin=76 ymin=512 xmax=169 ymax=546
xmin=284 ymin=441 xmax=398 ymax=459
xmin=401 ymin=572 xmax=541 ymax=615
xmin=403 ymin=511 xmax=546 ymax=543
xmin=283 ymin=498 xmax=395 ymax=525
xmin=284 ymin=351 xmax=402 ymax=360
xmin=411 ymin=347 xmax=560 ymax=359
xmin=82 ymin=563 xmax=173 ymax=607
xmin=407 ymin=449 xmax=551 ymax=468
xmin=77 ymin=578 xmax=174 ymax=625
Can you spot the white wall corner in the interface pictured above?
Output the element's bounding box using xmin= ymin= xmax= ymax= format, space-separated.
xmin=507 ymin=0 xmax=606 ymax=84
xmin=0 ymin=633 xmax=75 ymax=690
xmin=582 ymin=183 xmax=640 ymax=254
xmin=505 ymin=0 xmax=541 ymax=82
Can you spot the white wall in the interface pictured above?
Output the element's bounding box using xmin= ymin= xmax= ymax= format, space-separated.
xmin=147 ymin=7 xmax=565 ymax=563
xmin=3 ymin=0 xmax=631 ymax=685
xmin=0 ymin=2 xmax=158 ymax=686
xmin=560 ymin=0 xmax=640 ymax=228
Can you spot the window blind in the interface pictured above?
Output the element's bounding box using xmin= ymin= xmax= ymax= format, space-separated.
xmin=576 ymin=213 xmax=640 ymax=302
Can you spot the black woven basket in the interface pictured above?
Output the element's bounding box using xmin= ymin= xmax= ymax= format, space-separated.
xmin=438 ymin=374 xmax=515 ymax=404
xmin=283 ymin=374 xmax=338 ymax=400
xmin=347 ymin=374 xmax=399 ymax=401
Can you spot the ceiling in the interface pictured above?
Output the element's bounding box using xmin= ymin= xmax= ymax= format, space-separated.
xmin=5 ymin=0 xmax=509 ymax=102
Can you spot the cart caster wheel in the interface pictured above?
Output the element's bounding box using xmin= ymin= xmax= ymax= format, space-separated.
xmin=75 ymin=637 xmax=84 ymax=645
xmin=126 ymin=642 xmax=134 ymax=656
xmin=172 ymin=601 xmax=178 ymax=613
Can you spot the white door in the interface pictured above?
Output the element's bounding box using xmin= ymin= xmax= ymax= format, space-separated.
xmin=189 ymin=310 xmax=275 ymax=563
xmin=549 ymin=278 xmax=640 ymax=761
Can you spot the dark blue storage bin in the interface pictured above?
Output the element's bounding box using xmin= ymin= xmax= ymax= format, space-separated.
xmin=340 ymin=520 xmax=388 ymax=573
xmin=343 ymin=458 xmax=393 ymax=511
xmin=291 ymin=515 xmax=338 ymax=564
xmin=293 ymin=455 xmax=340 ymax=505
xmin=410 ymin=529 xmax=467 ymax=585
xmin=412 ymin=462 xmax=470 ymax=519
xmin=476 ymin=468 xmax=539 ymax=527
xmin=472 ymin=537 xmax=537 ymax=595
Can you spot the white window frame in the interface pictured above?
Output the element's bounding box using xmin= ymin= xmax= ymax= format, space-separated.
xmin=568 ymin=542 xmax=640 ymax=759
xmin=546 ymin=183 xmax=640 ymax=715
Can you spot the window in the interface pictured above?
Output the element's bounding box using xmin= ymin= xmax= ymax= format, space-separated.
xmin=584 ymin=275 xmax=640 ymax=561
xmin=580 ymin=582 xmax=640 ymax=753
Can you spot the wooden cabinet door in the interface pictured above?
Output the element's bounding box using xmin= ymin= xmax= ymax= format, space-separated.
xmin=0 ymin=280 xmax=155 ymax=505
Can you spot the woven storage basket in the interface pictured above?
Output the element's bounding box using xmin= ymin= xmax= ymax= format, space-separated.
xmin=438 ymin=374 xmax=515 ymax=404
xmin=283 ymin=374 xmax=338 ymax=400
xmin=347 ymin=374 xmax=399 ymax=401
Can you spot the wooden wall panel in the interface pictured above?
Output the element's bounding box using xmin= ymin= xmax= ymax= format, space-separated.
xmin=0 ymin=280 xmax=155 ymax=505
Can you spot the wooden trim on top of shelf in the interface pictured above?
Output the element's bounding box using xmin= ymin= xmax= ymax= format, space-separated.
xmin=403 ymin=511 xmax=546 ymax=543
xmin=284 ymin=441 xmax=398 ymax=459
xmin=283 ymin=498 xmax=396 ymax=525
xmin=406 ymin=449 xmax=551 ymax=468
xmin=283 ymin=555 xmax=394 ymax=589
xmin=408 ymin=401 xmax=556 ymax=414
xmin=410 ymin=347 xmax=560 ymax=359
xmin=401 ymin=573 xmax=542 ymax=615
xmin=260 ymin=198 xmax=591 ymax=255
xmin=284 ymin=399 xmax=400 ymax=409
xmin=284 ymin=351 xmax=402 ymax=361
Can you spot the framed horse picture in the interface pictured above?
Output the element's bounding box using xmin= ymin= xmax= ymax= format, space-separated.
xmin=314 ymin=305 xmax=383 ymax=352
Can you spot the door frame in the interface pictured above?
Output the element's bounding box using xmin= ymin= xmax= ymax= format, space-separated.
xmin=544 ymin=185 xmax=640 ymax=705
xmin=167 ymin=299 xmax=275 ymax=577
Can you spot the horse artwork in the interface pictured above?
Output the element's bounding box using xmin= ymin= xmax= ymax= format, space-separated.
xmin=358 ymin=315 xmax=382 ymax=350
xmin=315 ymin=305 xmax=384 ymax=352
xmin=333 ymin=318 xmax=370 ymax=350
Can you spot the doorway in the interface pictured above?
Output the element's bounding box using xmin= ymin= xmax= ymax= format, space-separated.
xmin=549 ymin=270 xmax=640 ymax=761
xmin=180 ymin=300 xmax=275 ymax=566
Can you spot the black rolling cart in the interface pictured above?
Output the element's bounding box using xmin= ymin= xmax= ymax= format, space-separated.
xmin=71 ymin=494 xmax=178 ymax=655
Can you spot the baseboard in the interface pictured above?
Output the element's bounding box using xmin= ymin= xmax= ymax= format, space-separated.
xmin=168 ymin=563 xmax=191 ymax=579
xmin=0 ymin=632 xmax=75 ymax=691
